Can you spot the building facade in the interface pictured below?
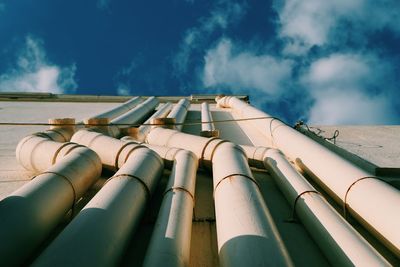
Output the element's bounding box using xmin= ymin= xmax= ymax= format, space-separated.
xmin=0 ymin=93 xmax=399 ymax=266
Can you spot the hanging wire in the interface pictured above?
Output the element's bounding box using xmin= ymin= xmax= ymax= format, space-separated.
xmin=0 ymin=116 xmax=281 ymax=128
xmin=294 ymin=120 xmax=340 ymax=145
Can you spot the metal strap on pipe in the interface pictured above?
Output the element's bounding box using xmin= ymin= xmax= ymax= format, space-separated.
xmin=214 ymin=173 xmax=261 ymax=194
xmin=106 ymin=173 xmax=151 ymax=201
xmin=288 ymin=190 xmax=321 ymax=222
xmin=36 ymin=129 xmax=67 ymax=142
xmin=47 ymin=128 xmax=70 ymax=142
xmin=63 ymin=144 xmax=88 ymax=156
xmin=199 ymin=137 xmax=227 ymax=169
xmin=343 ymin=176 xmax=384 ymax=219
xmin=268 ymin=117 xmax=286 ymax=144
xmin=33 ymin=171 xmax=77 ymax=205
xmin=114 ymin=142 xmax=145 ymax=169
xmin=52 ymin=142 xmax=77 ymax=165
xmin=163 ymin=186 xmax=195 ymax=202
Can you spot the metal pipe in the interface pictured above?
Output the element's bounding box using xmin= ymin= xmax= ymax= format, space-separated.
xmin=128 ymin=102 xmax=173 ymax=142
xmin=200 ymin=102 xmax=219 ymax=137
xmin=33 ymin=146 xmax=163 ymax=267
xmin=88 ymin=96 xmax=141 ymax=120
xmin=217 ymin=96 xmax=400 ymax=256
xmin=241 ymin=145 xmax=390 ymax=266
xmin=212 ymin=142 xmax=293 ymax=266
xmin=111 ymin=96 xmax=159 ymax=125
xmin=96 ymin=96 xmax=159 ymax=138
xmin=146 ymin=127 xmax=293 ymax=266
xmin=143 ymin=149 xmax=198 ymax=267
xmin=120 ymin=136 xmax=198 ymax=266
xmin=0 ymin=131 xmax=101 ymax=266
xmin=167 ymin=98 xmax=190 ymax=131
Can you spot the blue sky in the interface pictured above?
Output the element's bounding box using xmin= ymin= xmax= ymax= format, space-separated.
xmin=0 ymin=0 xmax=399 ymax=125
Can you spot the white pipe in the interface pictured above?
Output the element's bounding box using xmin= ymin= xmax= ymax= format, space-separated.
xmin=120 ymin=136 xmax=198 ymax=266
xmin=33 ymin=146 xmax=163 ymax=267
xmin=1 ymin=131 xmax=101 ymax=266
xmin=167 ymin=99 xmax=190 ymax=131
xmin=241 ymin=145 xmax=390 ymax=266
xmin=200 ymin=102 xmax=219 ymax=137
xmin=146 ymin=127 xmax=293 ymax=266
xmin=212 ymin=142 xmax=293 ymax=266
xmin=217 ymin=96 xmax=400 ymax=256
xmin=143 ymin=149 xmax=198 ymax=267
xmin=95 ymin=96 xmax=159 ymax=138
xmin=89 ymin=96 xmax=141 ymax=120
xmin=111 ymin=96 xmax=159 ymax=125
xmin=129 ymin=102 xmax=173 ymax=142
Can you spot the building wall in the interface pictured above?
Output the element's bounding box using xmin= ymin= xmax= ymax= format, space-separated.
xmin=0 ymin=97 xmax=398 ymax=265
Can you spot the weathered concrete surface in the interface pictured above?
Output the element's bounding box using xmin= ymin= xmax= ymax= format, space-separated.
xmin=314 ymin=126 xmax=400 ymax=171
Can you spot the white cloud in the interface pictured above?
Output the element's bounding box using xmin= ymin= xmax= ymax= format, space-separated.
xmin=275 ymin=0 xmax=400 ymax=55
xmin=304 ymin=53 xmax=397 ymax=124
xmin=203 ymin=38 xmax=293 ymax=95
xmin=0 ymin=36 xmax=77 ymax=94
xmin=308 ymin=90 xmax=395 ymax=125
xmin=174 ymin=0 xmax=247 ymax=74
xmin=116 ymin=84 xmax=131 ymax=96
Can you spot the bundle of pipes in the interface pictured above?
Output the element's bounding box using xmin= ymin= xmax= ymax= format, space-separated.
xmin=87 ymin=96 xmax=141 ymax=121
xmin=128 ymin=102 xmax=173 ymax=142
xmin=141 ymin=145 xmax=198 ymax=267
xmin=241 ymin=145 xmax=390 ymax=266
xmin=34 ymin=130 xmax=164 ymax=266
xmin=0 ymin=119 xmax=102 ymax=266
xmin=85 ymin=96 xmax=159 ymax=138
xmin=200 ymin=102 xmax=219 ymax=137
xmin=216 ymin=96 xmax=400 ymax=257
xmin=146 ymin=127 xmax=294 ymax=266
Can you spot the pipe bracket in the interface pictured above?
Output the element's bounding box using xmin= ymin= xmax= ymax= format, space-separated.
xmin=114 ymin=141 xmax=144 ymax=169
xmin=108 ymin=174 xmax=151 ymax=201
xmin=163 ymin=186 xmax=195 ymax=202
xmin=33 ymin=171 xmax=77 ymax=210
xmin=343 ymin=176 xmax=383 ymax=219
xmin=287 ymin=190 xmax=321 ymax=223
xmin=52 ymin=142 xmax=78 ymax=165
xmin=214 ymin=173 xmax=260 ymax=196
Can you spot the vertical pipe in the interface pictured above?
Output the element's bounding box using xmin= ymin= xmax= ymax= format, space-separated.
xmin=212 ymin=142 xmax=293 ymax=267
xmin=241 ymin=145 xmax=390 ymax=266
xmin=200 ymin=102 xmax=219 ymax=137
xmin=33 ymin=147 xmax=163 ymax=267
xmin=143 ymin=150 xmax=198 ymax=267
xmin=146 ymin=127 xmax=293 ymax=266
xmin=167 ymin=99 xmax=190 ymax=131
xmin=217 ymin=96 xmax=400 ymax=256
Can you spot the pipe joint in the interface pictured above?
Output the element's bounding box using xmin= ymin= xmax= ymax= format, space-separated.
xmin=115 ymin=142 xmax=149 ymax=169
xmin=200 ymin=138 xmax=227 ymax=169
